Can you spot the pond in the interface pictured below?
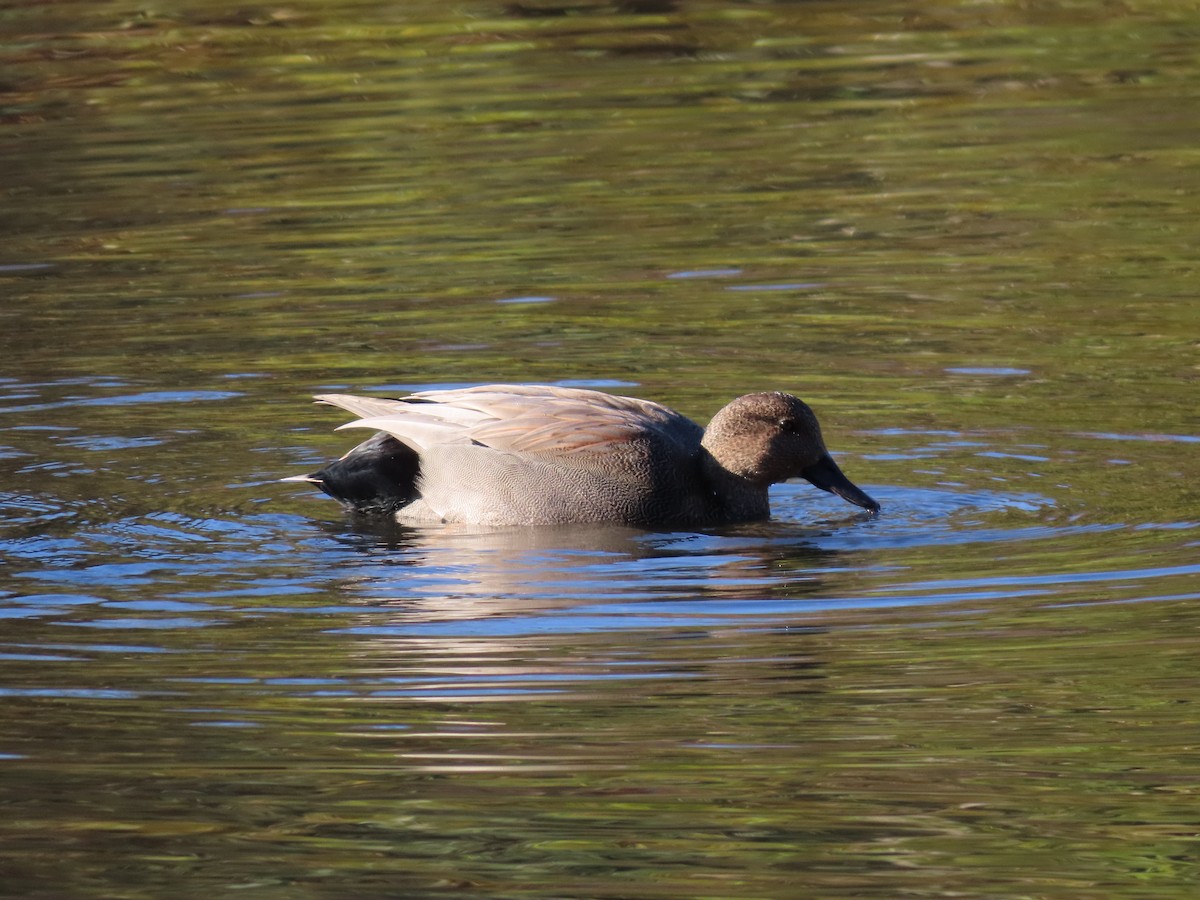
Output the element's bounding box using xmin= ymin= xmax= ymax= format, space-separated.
xmin=2 ymin=0 xmax=1198 ymax=896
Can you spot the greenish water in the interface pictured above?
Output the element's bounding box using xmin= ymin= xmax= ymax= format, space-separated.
xmin=2 ymin=0 xmax=1198 ymax=896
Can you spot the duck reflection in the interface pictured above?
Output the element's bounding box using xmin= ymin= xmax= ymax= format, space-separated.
xmin=311 ymin=512 xmax=870 ymax=630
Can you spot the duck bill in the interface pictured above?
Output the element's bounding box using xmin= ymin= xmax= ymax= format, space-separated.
xmin=800 ymin=453 xmax=880 ymax=514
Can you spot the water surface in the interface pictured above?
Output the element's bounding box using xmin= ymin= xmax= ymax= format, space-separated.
xmin=2 ymin=0 xmax=1198 ymax=896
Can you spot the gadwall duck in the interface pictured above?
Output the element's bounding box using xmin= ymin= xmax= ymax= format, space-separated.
xmin=285 ymin=384 xmax=879 ymax=526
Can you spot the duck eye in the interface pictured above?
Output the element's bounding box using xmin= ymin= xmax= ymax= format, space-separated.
xmin=778 ymin=418 xmax=797 ymax=432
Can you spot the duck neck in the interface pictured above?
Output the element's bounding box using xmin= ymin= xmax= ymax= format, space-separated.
xmin=700 ymin=452 xmax=771 ymax=522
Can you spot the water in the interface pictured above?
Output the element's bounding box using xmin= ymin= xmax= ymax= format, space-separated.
xmin=2 ymin=0 xmax=1199 ymax=896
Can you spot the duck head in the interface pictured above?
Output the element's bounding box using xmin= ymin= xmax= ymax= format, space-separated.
xmin=701 ymin=392 xmax=880 ymax=514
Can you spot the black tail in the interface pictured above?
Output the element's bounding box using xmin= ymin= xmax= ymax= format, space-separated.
xmin=296 ymin=432 xmax=420 ymax=515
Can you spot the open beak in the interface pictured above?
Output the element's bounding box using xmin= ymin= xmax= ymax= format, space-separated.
xmin=800 ymin=452 xmax=880 ymax=514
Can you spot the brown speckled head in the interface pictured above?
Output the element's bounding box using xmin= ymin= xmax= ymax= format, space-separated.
xmin=703 ymin=392 xmax=879 ymax=513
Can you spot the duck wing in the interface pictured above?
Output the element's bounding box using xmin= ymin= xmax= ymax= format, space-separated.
xmin=316 ymin=392 xmax=490 ymax=452
xmin=319 ymin=385 xmax=701 ymax=459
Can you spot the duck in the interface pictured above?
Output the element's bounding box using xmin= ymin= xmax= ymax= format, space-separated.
xmin=284 ymin=384 xmax=879 ymax=527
